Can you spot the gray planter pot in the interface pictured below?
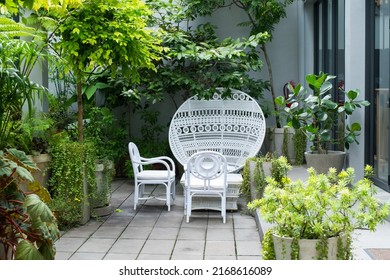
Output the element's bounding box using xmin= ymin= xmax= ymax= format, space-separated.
xmin=265 ymin=127 xmax=297 ymax=164
xmin=93 ymin=160 xmax=114 ymax=217
xmin=304 ymin=151 xmax=346 ymax=174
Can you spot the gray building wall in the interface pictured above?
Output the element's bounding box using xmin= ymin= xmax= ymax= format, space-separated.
xmin=345 ymin=0 xmax=366 ymax=179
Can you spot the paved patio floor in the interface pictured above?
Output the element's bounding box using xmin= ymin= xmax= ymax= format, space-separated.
xmin=55 ymin=166 xmax=390 ymax=260
xmin=55 ymin=179 xmax=262 ymax=260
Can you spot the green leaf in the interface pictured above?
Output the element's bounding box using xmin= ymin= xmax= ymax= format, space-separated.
xmin=0 ymin=159 xmax=16 ymax=177
xmin=346 ymin=89 xmax=358 ymax=100
xmin=320 ymin=130 xmax=332 ymax=141
xmin=6 ymin=148 xmax=36 ymax=170
xmin=289 ymin=102 xmax=299 ymax=110
xmin=15 ymin=166 xmax=35 ymax=182
xmin=350 ymin=122 xmax=361 ymax=132
xmin=306 ymin=124 xmax=318 ymax=134
xmin=322 ymin=99 xmax=338 ymax=110
xmin=358 ymin=100 xmax=370 ymax=107
xmin=317 ymin=112 xmax=328 ymax=122
xmin=84 ymin=85 xmax=97 ymax=100
xmin=275 ymin=96 xmax=285 ymax=105
xmin=15 ymin=240 xmax=44 ymax=260
xmin=344 ymin=102 xmax=356 ymax=115
xmin=292 ymin=117 xmax=301 ymax=129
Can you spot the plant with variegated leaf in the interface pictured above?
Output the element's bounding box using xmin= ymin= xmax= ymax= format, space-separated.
xmin=0 ymin=148 xmax=59 ymax=260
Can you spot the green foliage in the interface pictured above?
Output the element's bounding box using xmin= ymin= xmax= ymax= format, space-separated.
xmin=276 ymin=72 xmax=370 ymax=153
xmin=0 ymin=17 xmax=44 ymax=38
xmin=241 ymin=155 xmax=290 ymax=201
xmin=0 ymin=37 xmax=47 ymax=150
xmin=261 ymin=229 xmax=276 ymax=260
xmin=54 ymin=0 xmax=163 ymax=80
xmin=47 ymin=0 xmax=164 ymax=141
xmin=270 ymin=155 xmax=291 ymax=188
xmin=82 ymin=107 xmax=128 ymax=163
xmin=11 ymin=112 xmax=55 ymax=154
xmin=238 ymin=0 xmax=295 ymax=38
xmin=0 ymin=148 xmax=59 ymax=260
xmin=181 ymin=0 xmax=295 ymax=126
xmin=241 ymin=158 xmax=253 ymax=201
xmin=292 ymin=127 xmax=306 ymax=165
xmin=249 ymin=165 xmax=390 ymax=259
xmin=133 ymin=109 xmax=169 ymax=159
xmin=46 ymin=63 xmax=76 ymax=132
xmin=0 ymin=0 xmax=82 ymax=15
xmin=116 ymin=1 xmax=270 ymax=109
xmin=48 ymin=135 xmax=97 ymax=229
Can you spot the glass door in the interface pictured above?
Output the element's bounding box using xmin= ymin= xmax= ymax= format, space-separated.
xmin=372 ymin=0 xmax=390 ymax=191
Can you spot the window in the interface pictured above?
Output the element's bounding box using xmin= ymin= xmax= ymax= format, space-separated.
xmin=314 ymin=0 xmax=345 ymax=95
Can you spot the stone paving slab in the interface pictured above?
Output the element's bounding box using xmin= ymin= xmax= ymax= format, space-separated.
xmin=55 ymin=179 xmax=262 ymax=260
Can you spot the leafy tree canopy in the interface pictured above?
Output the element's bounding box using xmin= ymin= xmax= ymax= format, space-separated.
xmin=54 ymin=0 xmax=164 ymax=81
xmin=0 ymin=0 xmax=82 ymax=15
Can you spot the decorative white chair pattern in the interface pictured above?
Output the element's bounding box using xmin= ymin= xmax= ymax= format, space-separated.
xmin=128 ymin=142 xmax=176 ymax=211
xmin=185 ymin=151 xmax=228 ymax=223
xmin=169 ymin=88 xmax=266 ymax=173
xmin=169 ymin=88 xmax=266 ymax=211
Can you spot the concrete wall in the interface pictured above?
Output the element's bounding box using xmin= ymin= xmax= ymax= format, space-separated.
xmin=344 ymin=0 xmax=366 ymax=179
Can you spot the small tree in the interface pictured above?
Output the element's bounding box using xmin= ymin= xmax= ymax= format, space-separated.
xmin=50 ymin=0 xmax=164 ymax=141
xmin=183 ymin=0 xmax=295 ymax=127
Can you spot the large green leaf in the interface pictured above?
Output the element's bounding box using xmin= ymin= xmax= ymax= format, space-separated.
xmin=25 ymin=193 xmax=56 ymax=224
xmin=15 ymin=240 xmax=44 ymax=260
xmin=83 ymin=82 xmax=109 ymax=100
xmin=0 ymin=158 xmax=16 ymax=177
xmin=38 ymin=242 xmax=56 ymax=260
xmin=15 ymin=166 xmax=35 ymax=182
xmin=6 ymin=148 xmax=37 ymax=170
xmin=25 ymin=194 xmax=59 ymax=242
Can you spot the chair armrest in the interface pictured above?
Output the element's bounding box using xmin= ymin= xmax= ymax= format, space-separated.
xmin=139 ymin=156 xmax=175 ymax=172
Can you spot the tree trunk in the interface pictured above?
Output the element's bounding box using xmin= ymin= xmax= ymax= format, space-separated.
xmin=261 ymin=43 xmax=281 ymax=128
xmin=77 ymin=79 xmax=83 ymax=142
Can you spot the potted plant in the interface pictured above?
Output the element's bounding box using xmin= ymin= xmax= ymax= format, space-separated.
xmin=82 ymin=107 xmax=124 ymax=217
xmin=241 ymin=155 xmax=291 ymax=202
xmin=276 ymin=72 xmax=370 ymax=173
xmin=0 ymin=148 xmax=59 ymax=260
xmin=12 ymin=113 xmax=56 ymax=190
xmin=249 ymin=165 xmax=390 ymax=260
xmin=48 ymin=133 xmax=97 ymax=228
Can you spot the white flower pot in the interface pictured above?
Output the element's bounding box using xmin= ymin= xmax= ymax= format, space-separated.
xmin=272 ymin=234 xmax=341 ymax=260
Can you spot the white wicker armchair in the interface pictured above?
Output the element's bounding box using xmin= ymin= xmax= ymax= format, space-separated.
xmin=169 ymin=88 xmax=266 ymax=173
xmin=169 ymin=88 xmax=266 ymax=211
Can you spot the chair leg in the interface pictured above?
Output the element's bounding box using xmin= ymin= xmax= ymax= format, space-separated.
xmin=171 ymin=181 xmax=176 ymax=200
xmin=183 ymin=188 xmax=187 ymax=215
xmin=166 ymin=184 xmax=171 ymax=211
xmin=222 ymin=195 xmax=226 ymax=224
xmin=134 ymin=184 xmax=139 ymax=210
xmin=140 ymin=184 xmax=145 ymax=198
xmin=186 ymin=193 xmax=191 ymax=223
